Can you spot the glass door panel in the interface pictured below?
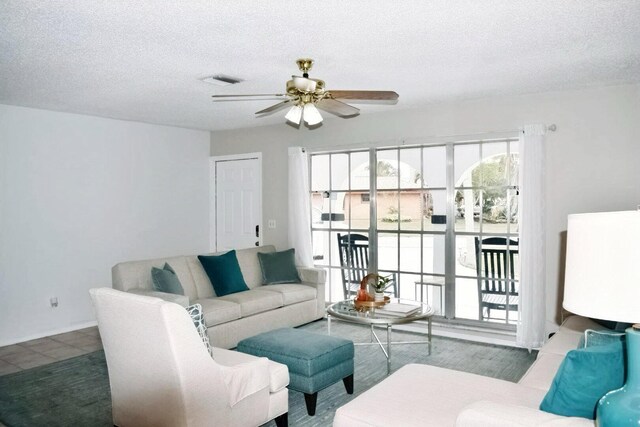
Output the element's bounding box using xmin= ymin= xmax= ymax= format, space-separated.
xmin=311 ymin=155 xmax=330 ymax=191
xmin=423 ymin=190 xmax=446 ymax=232
xmin=377 ymin=191 xmax=399 ymax=231
xmin=377 ymin=232 xmax=399 ymax=272
xmin=331 ymin=153 xmax=349 ymax=191
xmin=422 ymin=234 xmax=446 ymax=275
xmin=454 ymin=277 xmax=479 ymax=321
xmin=376 ymin=149 xmax=399 ymax=190
xmin=422 ymin=145 xmax=447 ymax=188
xmin=399 ymin=233 xmax=421 ymax=272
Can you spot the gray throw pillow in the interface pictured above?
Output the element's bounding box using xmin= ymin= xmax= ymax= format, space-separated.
xmin=186 ymin=303 xmax=213 ymax=359
xmin=151 ymin=263 xmax=184 ymax=295
xmin=257 ymin=248 xmax=302 ymax=284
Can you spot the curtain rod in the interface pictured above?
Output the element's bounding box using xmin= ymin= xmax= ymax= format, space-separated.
xmin=306 ymin=124 xmax=557 ymax=154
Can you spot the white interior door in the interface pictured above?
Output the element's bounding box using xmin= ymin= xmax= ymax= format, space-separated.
xmin=211 ymin=154 xmax=262 ymax=251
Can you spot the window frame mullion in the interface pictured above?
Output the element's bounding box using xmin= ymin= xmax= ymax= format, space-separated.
xmin=368 ymin=148 xmax=378 ymax=274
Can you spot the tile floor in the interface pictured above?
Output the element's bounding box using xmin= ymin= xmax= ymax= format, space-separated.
xmin=0 ymin=326 xmax=102 ymax=376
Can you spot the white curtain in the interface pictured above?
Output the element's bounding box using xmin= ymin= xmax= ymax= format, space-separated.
xmin=288 ymin=147 xmax=313 ymax=267
xmin=517 ymin=124 xmax=547 ymax=350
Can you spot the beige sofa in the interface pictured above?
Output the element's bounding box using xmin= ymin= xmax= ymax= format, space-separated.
xmin=111 ymin=245 xmax=326 ymax=349
xmin=334 ymin=315 xmax=603 ymax=426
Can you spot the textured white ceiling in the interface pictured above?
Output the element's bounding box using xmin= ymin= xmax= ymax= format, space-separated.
xmin=1 ymin=1 xmax=639 ymax=131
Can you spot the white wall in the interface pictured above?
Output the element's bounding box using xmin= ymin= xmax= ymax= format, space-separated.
xmin=210 ymin=83 xmax=640 ymax=333
xmin=0 ymin=105 xmax=210 ymax=345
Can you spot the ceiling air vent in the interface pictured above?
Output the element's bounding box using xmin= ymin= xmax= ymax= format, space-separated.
xmin=200 ymin=74 xmax=243 ymax=86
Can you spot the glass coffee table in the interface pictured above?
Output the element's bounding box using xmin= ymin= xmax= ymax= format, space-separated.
xmin=326 ymin=298 xmax=434 ymax=375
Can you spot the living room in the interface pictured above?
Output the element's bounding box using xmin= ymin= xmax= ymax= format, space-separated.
xmin=1 ymin=2 xmax=640 ymax=426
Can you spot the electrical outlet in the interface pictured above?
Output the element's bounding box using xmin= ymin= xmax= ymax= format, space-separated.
xmin=268 ymin=219 xmax=276 ymax=229
xmin=50 ymin=297 xmax=59 ymax=308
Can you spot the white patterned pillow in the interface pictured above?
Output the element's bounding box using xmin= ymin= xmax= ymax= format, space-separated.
xmin=186 ymin=303 xmax=214 ymax=358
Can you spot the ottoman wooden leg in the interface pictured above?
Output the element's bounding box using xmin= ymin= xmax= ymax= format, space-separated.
xmin=304 ymin=392 xmax=318 ymax=416
xmin=343 ymin=374 xmax=354 ymax=394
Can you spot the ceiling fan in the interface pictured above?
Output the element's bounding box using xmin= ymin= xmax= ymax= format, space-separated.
xmin=211 ymin=58 xmax=399 ymax=126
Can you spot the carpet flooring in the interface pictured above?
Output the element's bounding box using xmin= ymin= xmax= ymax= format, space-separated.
xmin=0 ymin=320 xmax=537 ymax=427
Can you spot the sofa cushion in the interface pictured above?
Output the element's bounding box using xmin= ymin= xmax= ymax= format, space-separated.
xmin=112 ymin=256 xmax=198 ymax=298
xmin=151 ymin=263 xmax=184 ymax=295
xmin=260 ymin=284 xmax=316 ymax=306
xmin=333 ymin=364 xmax=546 ymax=427
xmin=235 ymin=246 xmax=276 ymax=289
xmin=518 ymin=352 xmax=566 ymax=391
xmin=193 ymin=298 xmax=241 ymax=327
xmin=456 ymin=401 xmax=595 ymax=427
xmin=539 ymin=342 xmax=626 ymax=419
xmin=198 ymin=250 xmax=249 ymax=297
xmin=217 ymin=289 xmax=283 ymax=317
xmin=257 ymin=248 xmax=301 ymax=284
xmin=186 ymin=255 xmax=216 ymax=299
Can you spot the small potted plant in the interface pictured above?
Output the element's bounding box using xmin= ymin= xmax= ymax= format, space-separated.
xmin=370 ymin=275 xmax=391 ymax=302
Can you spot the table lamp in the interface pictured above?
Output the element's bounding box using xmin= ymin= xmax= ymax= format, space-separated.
xmin=563 ymin=210 xmax=640 ymax=425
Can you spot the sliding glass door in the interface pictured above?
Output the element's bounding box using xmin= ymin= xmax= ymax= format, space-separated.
xmin=310 ymin=139 xmax=520 ymax=328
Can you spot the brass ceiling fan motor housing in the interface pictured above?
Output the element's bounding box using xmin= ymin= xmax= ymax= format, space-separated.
xmin=296 ymin=58 xmax=314 ymax=77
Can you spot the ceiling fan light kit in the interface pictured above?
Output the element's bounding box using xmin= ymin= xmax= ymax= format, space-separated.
xmin=211 ymin=59 xmax=399 ymax=128
xmin=284 ymin=105 xmax=303 ymax=125
xmin=302 ymin=103 xmax=323 ymax=125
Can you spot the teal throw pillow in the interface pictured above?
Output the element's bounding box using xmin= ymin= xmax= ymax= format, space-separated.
xmin=539 ymin=341 xmax=626 ymax=419
xmin=186 ymin=303 xmax=213 ymax=359
xmin=257 ymin=248 xmax=301 ymax=284
xmin=577 ymin=329 xmax=626 ymax=349
xmin=198 ymin=250 xmax=249 ymax=296
xmin=151 ymin=263 xmax=184 ymax=295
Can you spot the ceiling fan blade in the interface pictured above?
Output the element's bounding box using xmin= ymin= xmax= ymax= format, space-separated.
xmin=328 ymin=90 xmax=399 ymax=101
xmin=212 ymin=94 xmax=287 ymax=102
xmin=255 ymin=100 xmax=291 ymax=115
xmin=292 ymin=76 xmax=317 ymax=93
xmin=316 ymin=98 xmax=360 ymax=117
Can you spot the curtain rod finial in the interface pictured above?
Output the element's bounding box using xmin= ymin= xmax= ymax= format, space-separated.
xmin=547 ymin=124 xmax=557 ymax=132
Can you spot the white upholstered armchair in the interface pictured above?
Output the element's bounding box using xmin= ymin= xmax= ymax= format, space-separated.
xmin=90 ymin=288 xmax=289 ymax=427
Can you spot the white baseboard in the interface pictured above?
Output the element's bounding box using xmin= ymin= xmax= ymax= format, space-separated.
xmin=0 ymin=320 xmax=99 ymax=347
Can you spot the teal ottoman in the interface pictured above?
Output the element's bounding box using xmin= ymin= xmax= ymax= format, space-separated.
xmin=237 ymin=328 xmax=354 ymax=416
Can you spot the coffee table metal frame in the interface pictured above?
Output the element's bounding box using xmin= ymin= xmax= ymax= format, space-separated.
xmin=326 ymin=299 xmax=434 ymax=375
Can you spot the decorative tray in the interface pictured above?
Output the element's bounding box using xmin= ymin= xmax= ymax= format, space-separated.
xmin=354 ymin=296 xmax=390 ymax=310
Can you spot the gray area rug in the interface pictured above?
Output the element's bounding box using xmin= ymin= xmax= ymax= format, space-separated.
xmin=0 ymin=320 xmax=537 ymax=427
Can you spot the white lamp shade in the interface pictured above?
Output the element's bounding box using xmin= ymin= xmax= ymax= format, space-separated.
xmin=563 ymin=210 xmax=640 ymax=323
xmin=284 ymin=105 xmax=303 ymax=125
xmin=303 ymin=103 xmax=323 ymax=126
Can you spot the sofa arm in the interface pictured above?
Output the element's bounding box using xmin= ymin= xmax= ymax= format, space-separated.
xmin=297 ymin=266 xmax=326 ymax=285
xmin=127 ymin=288 xmax=190 ymax=308
xmin=455 ymin=401 xmax=594 ymax=427
xmin=297 ymin=267 xmax=327 ymax=319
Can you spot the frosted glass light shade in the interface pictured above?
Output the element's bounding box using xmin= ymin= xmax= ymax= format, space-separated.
xmin=285 ymin=105 xmax=303 ymax=125
xmin=563 ymin=210 xmax=640 ymax=323
xmin=303 ymin=103 xmax=323 ymax=125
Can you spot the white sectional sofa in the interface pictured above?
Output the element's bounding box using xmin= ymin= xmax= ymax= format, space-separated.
xmin=334 ymin=315 xmax=603 ymax=426
xmin=111 ymin=245 xmax=326 ymax=349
